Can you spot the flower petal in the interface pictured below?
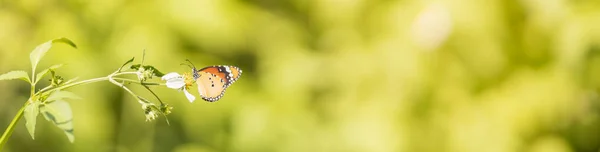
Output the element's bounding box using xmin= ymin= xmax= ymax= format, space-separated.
xmin=161 ymin=72 xmax=181 ymax=80
xmin=183 ymin=88 xmax=196 ymax=103
xmin=166 ymin=79 xmax=185 ymax=89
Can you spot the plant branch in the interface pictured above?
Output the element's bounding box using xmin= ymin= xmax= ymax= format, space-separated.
xmin=142 ymin=85 xmax=164 ymax=105
xmin=35 ymin=77 xmax=108 ymax=96
xmin=0 ymin=102 xmax=27 ymax=149
xmin=112 ymin=77 xmax=162 ymax=86
xmin=1 ymin=69 xmax=165 ymax=150
xmin=108 ymin=72 xmax=150 ymax=104
xmin=35 ymin=71 xmax=151 ymax=96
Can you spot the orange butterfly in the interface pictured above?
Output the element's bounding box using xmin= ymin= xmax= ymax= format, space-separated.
xmin=186 ymin=60 xmax=242 ymax=102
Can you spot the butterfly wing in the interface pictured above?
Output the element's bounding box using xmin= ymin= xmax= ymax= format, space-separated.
xmin=195 ymin=70 xmax=228 ymax=102
xmin=194 ymin=65 xmax=242 ymax=102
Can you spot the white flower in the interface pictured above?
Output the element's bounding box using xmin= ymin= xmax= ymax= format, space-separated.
xmin=145 ymin=110 xmax=158 ymax=122
xmin=141 ymin=103 xmax=159 ymax=122
xmin=162 ymin=72 xmax=184 ymax=88
xmin=136 ymin=67 xmax=155 ymax=81
xmin=162 ymin=72 xmax=196 ymax=103
xmin=182 ymin=88 xmax=196 ymax=103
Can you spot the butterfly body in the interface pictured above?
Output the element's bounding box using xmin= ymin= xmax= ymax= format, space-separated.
xmin=193 ymin=65 xmax=242 ymax=102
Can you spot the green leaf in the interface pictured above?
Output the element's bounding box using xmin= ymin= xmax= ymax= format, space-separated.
xmin=130 ymin=64 xmax=141 ymax=70
xmin=40 ymin=100 xmax=74 ymax=143
xmin=130 ymin=65 xmax=165 ymax=77
xmin=122 ymin=57 xmax=135 ymax=68
xmin=47 ymin=90 xmax=81 ymax=102
xmin=24 ymin=100 xmax=39 ymax=139
xmin=118 ymin=57 xmax=135 ymax=72
xmin=0 ymin=71 xmax=30 ymax=83
xmin=34 ymin=64 xmax=63 ymax=84
xmin=52 ymin=38 xmax=77 ymax=49
xmin=30 ymin=38 xmax=77 ymax=73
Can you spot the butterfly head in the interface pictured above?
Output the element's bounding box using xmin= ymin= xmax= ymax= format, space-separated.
xmin=178 ymin=59 xmax=199 ymax=89
xmin=181 ymin=59 xmax=201 ymax=79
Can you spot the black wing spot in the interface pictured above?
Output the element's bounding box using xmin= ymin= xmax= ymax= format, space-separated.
xmin=211 ymin=84 xmax=215 ymax=87
xmin=209 ymin=77 xmax=212 ymax=80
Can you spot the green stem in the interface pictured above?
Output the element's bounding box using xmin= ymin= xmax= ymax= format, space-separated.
xmin=112 ymin=78 xmax=162 ymax=86
xmin=2 ymin=64 xmax=36 ymax=149
xmin=108 ymin=72 xmax=150 ymax=104
xmin=142 ymin=85 xmax=164 ymax=105
xmin=30 ymin=85 xmax=35 ymax=97
xmin=31 ymin=67 xmax=36 ymax=96
xmin=109 ymin=77 xmax=138 ymax=99
xmin=35 ymin=77 xmax=108 ymax=96
xmin=0 ymin=102 xmax=27 ymax=149
xmin=34 ymin=72 xmax=157 ymax=96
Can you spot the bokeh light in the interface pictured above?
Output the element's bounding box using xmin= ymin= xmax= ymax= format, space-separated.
xmin=1 ymin=0 xmax=600 ymax=151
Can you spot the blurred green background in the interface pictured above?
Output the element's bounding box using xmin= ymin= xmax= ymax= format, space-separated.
xmin=1 ymin=0 xmax=600 ymax=152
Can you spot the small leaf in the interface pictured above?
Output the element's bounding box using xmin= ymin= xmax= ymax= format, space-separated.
xmin=130 ymin=64 xmax=141 ymax=70
xmin=47 ymin=90 xmax=81 ymax=102
xmin=52 ymin=38 xmax=77 ymax=49
xmin=49 ymin=64 xmax=64 ymax=69
xmin=29 ymin=42 xmax=51 ymax=72
xmin=24 ymin=100 xmax=39 ymax=139
xmin=117 ymin=57 xmax=135 ymax=72
xmin=0 ymin=70 xmax=30 ymax=83
xmin=30 ymin=38 xmax=77 ymax=73
xmin=34 ymin=64 xmax=63 ymax=84
xmin=40 ymin=100 xmax=74 ymax=143
xmin=122 ymin=57 xmax=135 ymax=68
xmin=130 ymin=65 xmax=165 ymax=77
xmin=146 ymin=66 xmax=165 ymax=77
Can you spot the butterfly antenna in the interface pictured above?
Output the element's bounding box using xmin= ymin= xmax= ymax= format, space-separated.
xmin=185 ymin=59 xmax=196 ymax=68
xmin=180 ymin=59 xmax=196 ymax=69
xmin=180 ymin=63 xmax=193 ymax=69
